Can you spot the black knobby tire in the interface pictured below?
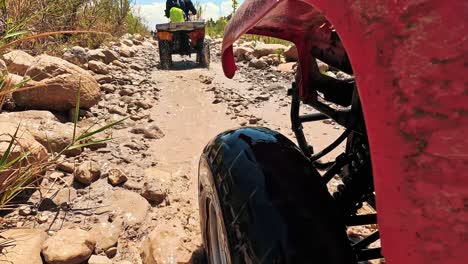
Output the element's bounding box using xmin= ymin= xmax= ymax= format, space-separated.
xmin=197 ymin=39 xmax=210 ymax=68
xmin=159 ymin=40 xmax=172 ymax=70
xmin=199 ymin=128 xmax=355 ymax=264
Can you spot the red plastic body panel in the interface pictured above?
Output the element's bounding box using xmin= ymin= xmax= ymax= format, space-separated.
xmin=188 ymin=29 xmax=206 ymax=47
xmin=157 ymin=31 xmax=173 ymax=41
xmin=222 ymin=1 xmax=468 ymax=264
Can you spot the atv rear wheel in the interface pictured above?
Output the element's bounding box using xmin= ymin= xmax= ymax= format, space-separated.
xmin=199 ymin=127 xmax=356 ymax=264
xmin=158 ymin=40 xmax=172 ymax=70
xmin=197 ymin=40 xmax=210 ymax=68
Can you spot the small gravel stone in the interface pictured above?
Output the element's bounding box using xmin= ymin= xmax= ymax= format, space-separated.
xmin=74 ymin=161 xmax=101 ymax=185
xmin=249 ymin=117 xmax=258 ymax=125
xmin=19 ymin=205 xmax=31 ymax=216
xmin=57 ymin=161 xmax=75 ymax=173
xmin=107 ymin=168 xmax=128 ymax=186
xmin=36 ymin=214 xmax=48 ymax=224
xmin=49 ymin=171 xmax=65 ymax=180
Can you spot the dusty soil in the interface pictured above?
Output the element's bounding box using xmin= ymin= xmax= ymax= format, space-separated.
xmin=1 ymin=39 xmax=378 ymax=263
xmin=130 ymin=55 xmax=348 ymax=261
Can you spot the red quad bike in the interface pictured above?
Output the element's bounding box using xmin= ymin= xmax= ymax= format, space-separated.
xmin=155 ymin=21 xmax=210 ymax=69
xmin=198 ymin=1 xmax=467 ymax=264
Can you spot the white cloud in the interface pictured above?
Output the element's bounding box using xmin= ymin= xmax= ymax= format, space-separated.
xmin=136 ymin=1 xmax=243 ymax=27
xmin=220 ymin=1 xmax=233 ymax=17
xmin=202 ymin=2 xmax=221 ymax=21
xmin=136 ymin=2 xmax=168 ymax=28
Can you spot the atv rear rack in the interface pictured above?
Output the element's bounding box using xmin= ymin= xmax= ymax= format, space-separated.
xmin=156 ymin=21 xmax=205 ymax=32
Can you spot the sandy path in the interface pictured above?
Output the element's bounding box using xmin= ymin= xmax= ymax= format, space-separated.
xmin=142 ymin=65 xmax=238 ymax=262
xmin=141 ymin=60 xmax=348 ymax=262
xmin=150 ymin=68 xmax=236 ymax=173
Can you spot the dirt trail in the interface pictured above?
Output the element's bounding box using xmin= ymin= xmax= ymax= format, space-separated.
xmin=142 ymin=66 xmax=238 ymax=260
xmin=0 ymin=38 xmax=355 ymax=264
xmin=150 ymin=68 xmax=236 ymax=174
xmin=139 ymin=58 xmax=348 ymax=262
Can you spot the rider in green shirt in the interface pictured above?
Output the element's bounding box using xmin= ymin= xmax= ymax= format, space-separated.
xmin=165 ymin=0 xmax=197 ymax=22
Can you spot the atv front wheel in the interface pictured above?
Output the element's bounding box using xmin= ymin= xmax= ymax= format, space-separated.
xmin=198 ymin=127 xmax=355 ymax=264
xmin=158 ymin=40 xmax=172 ymax=70
xmin=197 ymin=40 xmax=210 ymax=68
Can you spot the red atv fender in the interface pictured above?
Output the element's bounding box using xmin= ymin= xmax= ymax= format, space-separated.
xmin=221 ymin=1 xmax=468 ymax=264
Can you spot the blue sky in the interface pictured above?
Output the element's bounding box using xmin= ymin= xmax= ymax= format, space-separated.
xmin=134 ymin=0 xmax=243 ymax=27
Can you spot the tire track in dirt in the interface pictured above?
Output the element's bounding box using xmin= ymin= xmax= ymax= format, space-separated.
xmin=144 ymin=64 xmax=237 ymax=262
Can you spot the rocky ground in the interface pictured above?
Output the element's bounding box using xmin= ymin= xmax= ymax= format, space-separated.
xmin=0 ymin=35 xmax=380 ymax=264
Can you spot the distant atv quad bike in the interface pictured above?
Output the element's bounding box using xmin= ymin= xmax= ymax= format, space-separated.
xmin=198 ymin=1 xmax=466 ymax=264
xmin=155 ymin=21 xmax=210 ymax=69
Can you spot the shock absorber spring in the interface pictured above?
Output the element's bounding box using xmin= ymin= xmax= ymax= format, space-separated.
xmin=333 ymin=142 xmax=374 ymax=216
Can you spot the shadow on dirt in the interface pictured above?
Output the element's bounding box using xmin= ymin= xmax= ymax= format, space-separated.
xmin=158 ymin=58 xmax=201 ymax=71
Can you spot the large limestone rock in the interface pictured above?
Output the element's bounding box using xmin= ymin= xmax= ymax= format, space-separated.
xmin=87 ymin=49 xmax=106 ymax=62
xmin=121 ymin=39 xmax=134 ymax=47
xmin=115 ymin=261 xmax=132 ymax=264
xmin=110 ymin=189 xmax=149 ymax=225
xmin=27 ymin=121 xmax=80 ymax=156
xmin=5 ymin=73 xmax=24 ymax=86
xmin=284 ymin=45 xmax=298 ymax=62
xmin=0 ymin=110 xmax=58 ymax=122
xmin=90 ymin=218 xmax=123 ymax=252
xmin=63 ymin=46 xmax=89 ymax=67
xmin=140 ymin=227 xmax=185 ymax=264
xmin=1 ymin=74 xmax=24 ymax=110
xmin=118 ymin=45 xmax=135 ymax=58
xmin=0 ymin=58 xmax=6 ymax=71
xmin=2 ymin=50 xmax=34 ymax=75
xmin=12 ymin=55 xmax=101 ymax=111
xmin=42 ymin=228 xmax=96 ymax=264
xmin=252 ymin=43 xmax=288 ymax=58
xmin=88 ymin=60 xmax=110 ymax=75
xmin=88 ymin=255 xmax=112 ymax=264
xmin=101 ymin=49 xmax=120 ymax=64
xmin=0 ymin=229 xmax=47 ymax=264
xmin=0 ymin=121 xmax=48 ymax=186
xmin=277 ymin=62 xmax=297 ymax=73
xmin=111 ymin=60 xmax=127 ymax=69
xmin=0 ymin=111 xmax=81 ymax=156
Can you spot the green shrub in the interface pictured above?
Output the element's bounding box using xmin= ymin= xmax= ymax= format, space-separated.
xmin=2 ymin=0 xmax=148 ymax=50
